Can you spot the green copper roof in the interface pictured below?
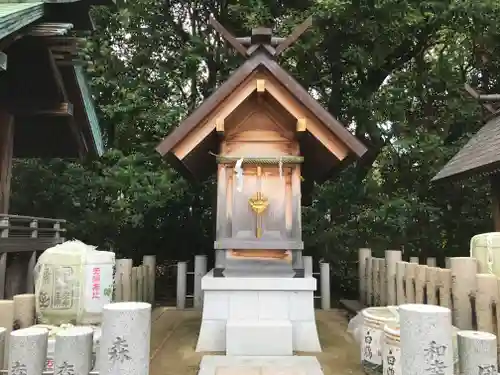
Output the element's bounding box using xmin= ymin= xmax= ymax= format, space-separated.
xmin=0 ymin=3 xmax=44 ymax=41
xmin=74 ymin=65 xmax=104 ymax=156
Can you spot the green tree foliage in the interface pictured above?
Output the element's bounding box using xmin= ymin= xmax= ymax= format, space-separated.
xmin=10 ymin=0 xmax=500 ymax=296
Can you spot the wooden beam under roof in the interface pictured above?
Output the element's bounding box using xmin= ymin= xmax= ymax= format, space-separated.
xmin=47 ymin=49 xmax=69 ymax=102
xmin=46 ymin=36 xmax=87 ymax=66
xmin=27 ymin=22 xmax=74 ymax=37
xmin=12 ymin=102 xmax=74 ymax=117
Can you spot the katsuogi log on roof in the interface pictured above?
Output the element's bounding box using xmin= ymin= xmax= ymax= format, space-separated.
xmin=156 ymin=17 xmax=368 ymax=185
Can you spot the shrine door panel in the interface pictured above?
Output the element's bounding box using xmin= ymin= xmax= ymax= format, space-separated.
xmin=231 ymin=166 xmax=288 ymax=241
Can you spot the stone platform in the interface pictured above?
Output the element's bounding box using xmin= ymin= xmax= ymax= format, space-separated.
xmin=198 ymin=355 xmax=324 ymax=375
xmin=196 ymin=270 xmax=321 ymax=354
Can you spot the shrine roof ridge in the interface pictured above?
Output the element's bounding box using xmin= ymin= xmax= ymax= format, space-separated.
xmin=155 ymin=51 xmax=368 ymax=158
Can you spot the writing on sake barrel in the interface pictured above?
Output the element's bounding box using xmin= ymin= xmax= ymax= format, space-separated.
xmin=361 ymin=307 xmax=399 ymax=375
xmin=383 ymin=323 xmax=400 ymax=375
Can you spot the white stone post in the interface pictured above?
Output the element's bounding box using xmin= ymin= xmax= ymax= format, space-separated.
xmin=359 ymin=248 xmax=371 ymax=304
xmin=9 ymin=327 xmax=48 ymax=375
xmin=385 ymin=250 xmax=402 ymax=306
xmin=450 ymin=257 xmax=477 ymax=330
xmin=457 ymin=331 xmax=497 ymax=375
xmin=115 ymin=259 xmax=133 ymax=302
xmin=136 ymin=266 xmax=144 ymax=302
xmin=445 ymin=257 xmax=451 ymax=269
xmin=303 ymin=256 xmax=313 ymax=277
xmin=142 ymin=255 xmax=156 ymax=304
xmin=194 ymin=255 xmax=207 ymax=309
xmin=399 ymin=304 xmax=453 ymax=375
xmin=55 ymin=326 xmax=94 ymax=375
xmin=395 ymin=261 xmax=407 ymax=304
xmin=13 ymin=294 xmax=35 ymax=329
xmin=131 ymin=267 xmax=138 ymax=301
xmin=177 ymin=262 xmax=187 ymax=309
xmin=426 ymin=257 xmax=437 ymax=267
xmin=100 ymin=302 xmax=151 ymax=375
xmin=320 ymin=262 xmax=330 ymax=310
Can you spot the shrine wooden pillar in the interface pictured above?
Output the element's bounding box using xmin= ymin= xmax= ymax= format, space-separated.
xmin=0 ymin=111 xmax=14 ymax=214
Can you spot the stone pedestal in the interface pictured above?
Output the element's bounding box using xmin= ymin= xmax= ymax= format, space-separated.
xmin=9 ymin=327 xmax=48 ymax=375
xmin=399 ymin=304 xmax=453 ymax=375
xmin=55 ymin=326 xmax=94 ymax=375
xmin=100 ymin=302 xmax=151 ymax=375
xmin=457 ymin=330 xmax=497 ymax=375
xmin=196 ymin=270 xmax=321 ymax=354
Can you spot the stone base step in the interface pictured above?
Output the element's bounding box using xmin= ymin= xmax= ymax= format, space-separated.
xmin=198 ymin=355 xmax=324 ymax=375
xmin=226 ymin=320 xmax=292 ymax=356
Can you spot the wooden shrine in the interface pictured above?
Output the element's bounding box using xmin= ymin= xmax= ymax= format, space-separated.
xmin=0 ymin=0 xmax=114 ymax=214
xmin=156 ymin=17 xmax=368 ymax=277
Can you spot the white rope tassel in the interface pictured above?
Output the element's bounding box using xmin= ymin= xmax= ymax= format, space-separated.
xmin=235 ymin=158 xmax=244 ymax=192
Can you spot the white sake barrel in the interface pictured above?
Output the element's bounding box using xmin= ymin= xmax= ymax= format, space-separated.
xmin=383 ymin=323 xmax=400 ymax=375
xmin=361 ymin=307 xmax=399 ymax=374
xmin=35 ymin=241 xmax=115 ymax=325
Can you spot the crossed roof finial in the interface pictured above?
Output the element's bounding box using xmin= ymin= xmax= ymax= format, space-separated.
xmin=209 ymin=15 xmax=313 ymax=58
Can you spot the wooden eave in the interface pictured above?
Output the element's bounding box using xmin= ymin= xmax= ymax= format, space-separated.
xmin=156 ymin=52 xmax=367 ymax=181
xmin=0 ymin=3 xmax=44 ymax=42
xmin=59 ymin=64 xmax=104 ymax=157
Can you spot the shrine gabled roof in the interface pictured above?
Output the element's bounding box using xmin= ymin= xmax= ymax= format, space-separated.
xmin=432 ymin=115 xmax=500 ymax=182
xmin=156 ymin=52 xmax=368 ymax=161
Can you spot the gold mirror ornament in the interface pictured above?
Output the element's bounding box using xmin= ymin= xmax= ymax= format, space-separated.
xmin=249 ymin=191 xmax=268 ymax=238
